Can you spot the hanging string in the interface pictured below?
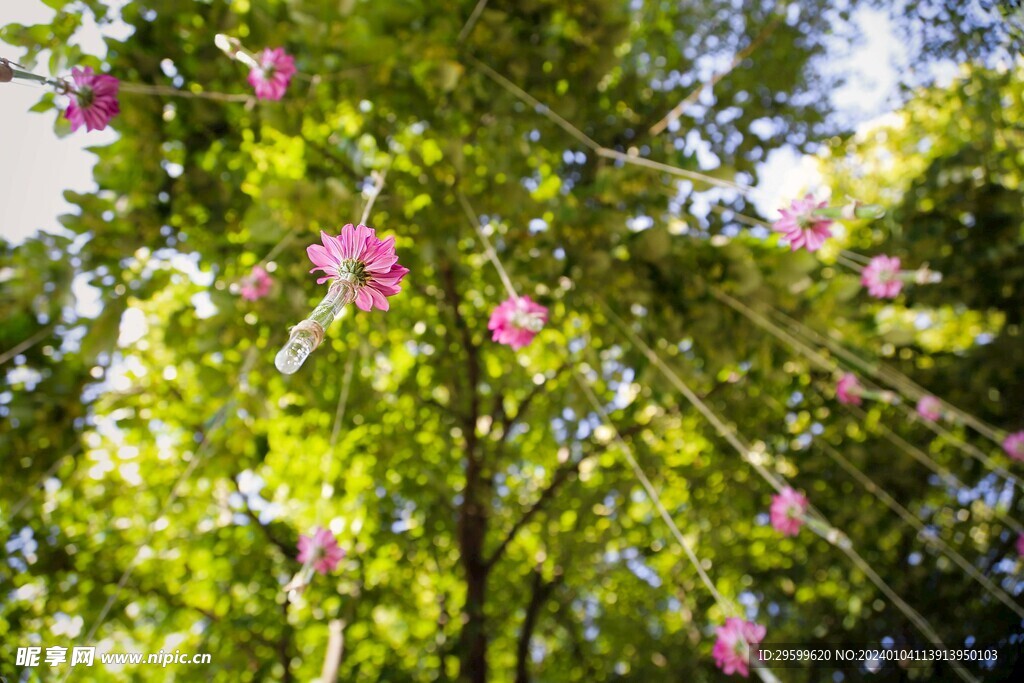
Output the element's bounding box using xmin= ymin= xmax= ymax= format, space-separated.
xmin=763 ymin=305 xmax=1006 ymax=445
xmin=359 ymin=168 xmax=389 ymax=226
xmin=119 ymin=82 xmax=252 ymax=102
xmin=757 ymin=389 xmax=1024 ymax=618
xmin=601 ymin=302 xmax=979 ymax=683
xmin=0 ymin=324 xmax=55 ymax=366
xmin=457 ymin=190 xmax=521 ymax=300
xmin=816 ymin=440 xmax=1024 ymax=619
xmin=64 ymin=350 xmax=256 ymax=682
xmin=457 ymin=0 xmax=491 ymax=43
xmin=712 ymin=289 xmax=1022 ymax=498
xmin=456 ymin=201 xmax=778 ymax=677
xmin=465 ymin=55 xmax=749 ymax=193
xmin=573 ymin=368 xmax=783 ymax=683
xmin=573 ymin=370 xmax=733 ymax=612
xmin=909 ymin=412 xmax=1024 ymax=493
xmin=648 ymin=15 xmax=782 ymax=137
xmin=318 ymin=346 xmax=356 ymax=521
xmin=9 ymin=447 xmax=78 ymax=519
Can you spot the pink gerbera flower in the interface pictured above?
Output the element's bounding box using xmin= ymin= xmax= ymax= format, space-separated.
xmin=488 ymin=296 xmax=548 ymax=350
xmin=297 ymin=527 xmax=345 ymax=575
xmin=239 ymin=265 xmax=273 ymax=301
xmin=916 ymin=396 xmax=942 ymax=422
xmin=248 ymin=47 xmax=296 ymax=100
xmin=861 ymin=255 xmax=903 ymax=298
xmin=1004 ymin=431 xmax=1024 ymax=462
xmin=306 ymin=224 xmax=409 ymax=312
xmin=64 ymin=67 xmax=120 ymax=132
xmin=835 ymin=373 xmax=863 ymax=406
xmin=713 ymin=617 xmax=767 ymax=678
xmin=772 ymin=194 xmax=834 ymax=252
xmin=769 ymin=487 xmax=808 ymax=536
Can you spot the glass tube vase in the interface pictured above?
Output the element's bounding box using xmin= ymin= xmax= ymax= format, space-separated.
xmin=275 ymin=278 xmax=357 ymax=375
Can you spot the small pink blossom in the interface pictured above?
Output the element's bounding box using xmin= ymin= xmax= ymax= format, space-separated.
xmin=488 ymin=296 xmax=548 ymax=350
xmin=835 ymin=373 xmax=863 ymax=406
xmin=239 ymin=265 xmax=273 ymax=301
xmin=770 ymin=487 xmax=808 ymax=536
xmin=1003 ymin=431 xmax=1024 ymax=462
xmin=772 ymin=194 xmax=834 ymax=252
xmin=861 ymin=255 xmax=903 ymax=298
xmin=713 ymin=617 xmax=767 ymax=678
xmin=1016 ymin=534 xmax=1024 ymax=557
xmin=916 ymin=396 xmax=942 ymax=422
xmin=297 ymin=527 xmax=345 ymax=575
xmin=248 ymin=47 xmax=297 ymax=100
xmin=306 ymin=224 xmax=409 ymax=312
xmin=64 ymin=67 xmax=120 ymax=132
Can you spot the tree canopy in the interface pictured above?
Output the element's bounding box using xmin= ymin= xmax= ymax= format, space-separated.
xmin=2 ymin=1 xmax=1023 ymax=681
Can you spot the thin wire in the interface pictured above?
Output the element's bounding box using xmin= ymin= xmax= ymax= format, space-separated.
xmin=764 ymin=305 xmax=1005 ymax=445
xmin=64 ymin=351 xmax=257 ymax=682
xmin=318 ymin=347 xmax=356 ymax=521
xmin=457 ymin=0 xmax=490 ymax=43
xmin=457 ymin=190 xmax=520 ymax=300
xmin=574 ymin=369 xmax=783 ymax=683
xmin=67 ymin=405 xmax=233 ymax=680
xmin=9 ymin=450 xmax=76 ymax=518
xmin=358 ymin=168 xmax=389 ymax=226
xmin=834 ymin=253 xmax=864 ymax=273
xmin=712 ymin=289 xmax=1023 ymax=500
xmin=573 ymin=370 xmax=733 ymax=612
xmin=0 ymin=324 xmax=55 ymax=365
xmin=649 ymin=16 xmax=781 ymax=137
xmin=466 ymin=55 xmax=749 ymax=193
xmin=817 ymin=440 xmax=1024 ymax=620
xmin=119 ymin=82 xmax=252 ymax=102
xmin=602 ymin=303 xmax=978 ymax=683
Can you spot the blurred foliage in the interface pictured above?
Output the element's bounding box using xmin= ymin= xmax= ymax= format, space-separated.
xmin=1 ymin=1 xmax=1023 ymax=681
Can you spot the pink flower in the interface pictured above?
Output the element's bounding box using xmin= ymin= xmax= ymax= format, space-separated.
xmin=297 ymin=527 xmax=345 ymax=575
xmin=861 ymin=255 xmax=903 ymax=298
xmin=772 ymin=194 xmax=834 ymax=252
xmin=64 ymin=67 xmax=119 ymax=132
xmin=488 ymin=296 xmax=548 ymax=350
xmin=239 ymin=265 xmax=273 ymax=301
xmin=835 ymin=373 xmax=863 ymax=406
xmin=769 ymin=487 xmax=808 ymax=536
xmin=1016 ymin=534 xmax=1024 ymax=557
xmin=1004 ymin=431 xmax=1024 ymax=462
xmin=306 ymin=225 xmax=409 ymax=312
xmin=248 ymin=48 xmax=296 ymax=100
xmin=916 ymin=396 xmax=942 ymax=422
xmin=713 ymin=617 xmax=767 ymax=678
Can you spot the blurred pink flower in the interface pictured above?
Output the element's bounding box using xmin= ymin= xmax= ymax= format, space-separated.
xmin=1017 ymin=534 xmax=1024 ymax=557
xmin=64 ymin=67 xmax=119 ymax=132
xmin=307 ymin=224 xmax=409 ymax=311
xmin=488 ymin=296 xmax=548 ymax=350
xmin=916 ymin=396 xmax=942 ymax=422
xmin=770 ymin=487 xmax=808 ymax=536
xmin=297 ymin=527 xmax=345 ymax=575
xmin=772 ymin=194 xmax=833 ymax=252
xmin=836 ymin=373 xmax=863 ymax=406
xmin=248 ymin=47 xmax=296 ymax=100
xmin=861 ymin=255 xmax=903 ymax=298
xmin=713 ymin=617 xmax=766 ymax=678
xmin=1004 ymin=431 xmax=1024 ymax=462
xmin=239 ymin=265 xmax=273 ymax=301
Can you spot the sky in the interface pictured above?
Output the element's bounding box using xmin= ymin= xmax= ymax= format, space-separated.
xmin=0 ymin=1 xmax=126 ymax=244
xmin=0 ymin=2 xmax=917 ymax=246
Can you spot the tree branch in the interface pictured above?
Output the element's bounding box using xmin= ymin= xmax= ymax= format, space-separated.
xmin=485 ymin=422 xmax=645 ymax=570
xmin=515 ymin=569 xmax=559 ymax=683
